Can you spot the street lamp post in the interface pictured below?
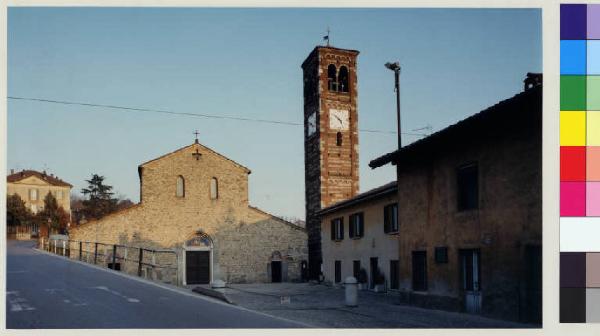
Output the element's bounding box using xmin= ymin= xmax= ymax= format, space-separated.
xmin=385 ymin=62 xmax=401 ymax=151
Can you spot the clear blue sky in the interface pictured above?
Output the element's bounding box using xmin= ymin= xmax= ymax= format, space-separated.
xmin=7 ymin=7 xmax=541 ymax=219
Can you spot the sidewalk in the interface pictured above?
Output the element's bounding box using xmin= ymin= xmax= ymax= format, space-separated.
xmin=203 ymin=283 xmax=537 ymax=328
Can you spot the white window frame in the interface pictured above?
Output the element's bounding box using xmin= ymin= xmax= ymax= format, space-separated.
xmin=29 ymin=189 xmax=38 ymax=201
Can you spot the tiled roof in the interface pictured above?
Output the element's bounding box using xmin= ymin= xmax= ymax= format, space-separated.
xmin=369 ymin=84 xmax=542 ymax=169
xmin=317 ymin=181 xmax=397 ymax=216
xmin=7 ymin=170 xmax=72 ymax=187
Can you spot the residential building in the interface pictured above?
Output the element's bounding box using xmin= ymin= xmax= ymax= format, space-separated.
xmin=7 ymin=169 xmax=72 ymax=238
xmin=369 ymin=76 xmax=542 ymax=323
xmin=318 ymin=181 xmax=399 ymax=289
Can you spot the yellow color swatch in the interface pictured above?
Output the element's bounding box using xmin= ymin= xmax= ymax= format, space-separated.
xmin=561 ymin=111 xmax=586 ymax=146
xmin=588 ymin=112 xmax=600 ymax=146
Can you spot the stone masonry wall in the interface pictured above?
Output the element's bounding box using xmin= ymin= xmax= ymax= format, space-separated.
xmin=70 ymin=143 xmax=307 ymax=285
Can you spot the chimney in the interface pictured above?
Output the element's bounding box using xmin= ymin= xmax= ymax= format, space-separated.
xmin=524 ymin=72 xmax=542 ymax=91
xmin=10 ymin=169 xmax=14 ymax=174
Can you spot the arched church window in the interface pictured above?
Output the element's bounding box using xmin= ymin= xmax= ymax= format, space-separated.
xmin=336 ymin=132 xmax=343 ymax=146
xmin=338 ymin=66 xmax=349 ymax=93
xmin=210 ymin=177 xmax=218 ymax=200
xmin=176 ymin=175 xmax=185 ymax=198
xmin=327 ymin=64 xmax=337 ymax=91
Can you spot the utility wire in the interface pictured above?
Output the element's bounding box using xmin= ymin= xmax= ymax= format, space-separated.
xmin=7 ymin=96 xmax=428 ymax=137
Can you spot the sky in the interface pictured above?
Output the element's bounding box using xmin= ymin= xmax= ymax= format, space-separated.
xmin=7 ymin=7 xmax=542 ymax=219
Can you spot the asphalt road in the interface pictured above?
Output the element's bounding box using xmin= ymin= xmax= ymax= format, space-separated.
xmin=6 ymin=240 xmax=306 ymax=328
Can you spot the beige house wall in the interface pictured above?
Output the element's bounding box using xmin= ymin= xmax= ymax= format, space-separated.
xmin=7 ymin=176 xmax=71 ymax=215
xmin=69 ymin=143 xmax=307 ymax=285
xmin=320 ymin=192 xmax=398 ymax=287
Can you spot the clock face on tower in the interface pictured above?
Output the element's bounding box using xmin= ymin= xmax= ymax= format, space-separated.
xmin=329 ymin=109 xmax=349 ymax=131
xmin=307 ymin=112 xmax=317 ymax=136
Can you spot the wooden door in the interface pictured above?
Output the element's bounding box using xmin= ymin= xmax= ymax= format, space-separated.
xmin=460 ymin=249 xmax=481 ymax=314
xmin=271 ymin=261 xmax=282 ymax=283
xmin=186 ymin=251 xmax=210 ymax=284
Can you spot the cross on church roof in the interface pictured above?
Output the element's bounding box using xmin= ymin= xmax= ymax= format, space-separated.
xmin=192 ymin=148 xmax=202 ymax=161
xmin=193 ymin=130 xmax=200 ymax=144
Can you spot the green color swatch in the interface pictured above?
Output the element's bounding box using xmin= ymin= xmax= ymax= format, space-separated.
xmin=561 ymin=75 xmax=587 ymax=110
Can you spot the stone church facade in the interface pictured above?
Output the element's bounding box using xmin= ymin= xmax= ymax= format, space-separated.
xmin=69 ymin=140 xmax=307 ymax=285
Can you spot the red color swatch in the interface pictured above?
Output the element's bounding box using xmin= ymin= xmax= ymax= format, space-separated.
xmin=561 ymin=146 xmax=587 ymax=181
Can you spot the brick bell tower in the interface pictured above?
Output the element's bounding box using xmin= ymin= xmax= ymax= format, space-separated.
xmin=302 ymin=46 xmax=360 ymax=279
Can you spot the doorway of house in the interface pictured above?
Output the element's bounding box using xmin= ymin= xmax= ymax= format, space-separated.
xmin=370 ymin=257 xmax=378 ymax=289
xmin=271 ymin=260 xmax=282 ymax=283
xmin=522 ymin=245 xmax=542 ymax=323
xmin=460 ymin=249 xmax=481 ymax=314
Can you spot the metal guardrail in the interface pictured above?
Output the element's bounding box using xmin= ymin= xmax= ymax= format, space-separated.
xmin=39 ymin=238 xmax=179 ymax=285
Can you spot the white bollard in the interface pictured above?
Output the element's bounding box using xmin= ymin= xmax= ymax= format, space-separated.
xmin=345 ymin=276 xmax=358 ymax=307
xmin=62 ymin=241 xmax=66 ymax=256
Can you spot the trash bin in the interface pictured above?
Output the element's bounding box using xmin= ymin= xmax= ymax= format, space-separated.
xmin=345 ymin=276 xmax=358 ymax=307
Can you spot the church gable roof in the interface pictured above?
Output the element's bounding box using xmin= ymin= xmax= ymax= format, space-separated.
xmin=139 ymin=142 xmax=251 ymax=174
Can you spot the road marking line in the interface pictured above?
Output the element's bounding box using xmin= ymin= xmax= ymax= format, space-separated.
xmin=33 ymin=247 xmax=312 ymax=327
xmin=90 ymin=286 xmax=141 ymax=303
xmin=7 ymin=291 xmax=36 ymax=312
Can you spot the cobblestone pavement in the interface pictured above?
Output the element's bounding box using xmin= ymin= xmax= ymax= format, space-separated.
xmin=218 ymin=283 xmax=538 ymax=328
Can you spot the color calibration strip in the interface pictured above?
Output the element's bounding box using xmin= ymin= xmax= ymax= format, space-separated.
xmin=560 ymin=3 xmax=600 ymax=323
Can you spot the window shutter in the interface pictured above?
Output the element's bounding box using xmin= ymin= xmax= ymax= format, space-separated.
xmin=349 ymin=216 xmax=355 ymax=238
xmin=359 ymin=213 xmax=364 ymax=237
xmin=384 ymin=206 xmax=390 ymax=233
xmin=331 ymin=220 xmax=335 ymax=240
xmin=340 ymin=218 xmax=344 ymax=240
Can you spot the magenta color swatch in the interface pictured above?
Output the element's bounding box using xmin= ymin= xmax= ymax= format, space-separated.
xmin=561 ymin=182 xmax=587 ymax=216
xmin=588 ymin=182 xmax=600 ymax=216
xmin=589 ymin=5 xmax=600 ymax=39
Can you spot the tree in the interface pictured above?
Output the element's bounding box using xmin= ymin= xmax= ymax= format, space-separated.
xmin=6 ymin=194 xmax=32 ymax=227
xmin=81 ymin=174 xmax=118 ymax=220
xmin=37 ymin=192 xmax=70 ymax=234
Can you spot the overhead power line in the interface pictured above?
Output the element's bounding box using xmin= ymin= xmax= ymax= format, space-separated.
xmin=7 ymin=96 xmax=428 ymax=137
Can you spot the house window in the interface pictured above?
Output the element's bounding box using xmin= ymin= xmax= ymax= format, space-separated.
xmin=176 ymin=176 xmax=185 ymax=198
xmin=330 ymin=217 xmax=344 ymax=241
xmin=335 ymin=260 xmax=342 ymax=283
xmin=353 ymin=260 xmax=361 ymax=280
xmin=457 ymin=163 xmax=479 ymax=211
xmin=210 ymin=177 xmax=218 ymax=200
xmin=435 ymin=247 xmax=449 ymax=264
xmin=390 ymin=260 xmax=399 ymax=290
xmin=349 ymin=212 xmax=364 ymax=239
xmin=412 ymin=251 xmax=428 ymax=291
xmin=338 ymin=66 xmax=349 ymax=92
xmin=327 ymin=64 xmax=337 ymax=91
xmin=336 ymin=132 xmax=343 ymax=146
xmin=29 ymin=189 xmax=38 ymax=201
xmin=383 ymin=203 xmax=398 ymax=234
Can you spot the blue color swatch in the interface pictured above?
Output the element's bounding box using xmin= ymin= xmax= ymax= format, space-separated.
xmin=561 ymin=40 xmax=587 ymax=75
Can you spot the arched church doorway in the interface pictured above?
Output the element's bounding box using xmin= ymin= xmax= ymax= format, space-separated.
xmin=184 ymin=232 xmax=213 ymax=285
